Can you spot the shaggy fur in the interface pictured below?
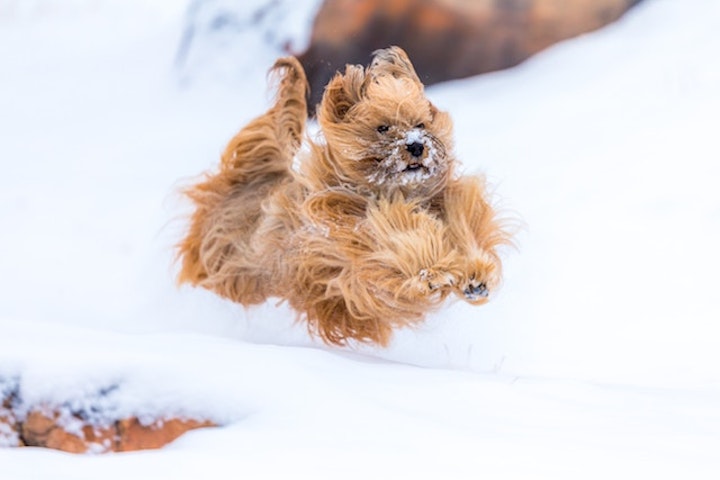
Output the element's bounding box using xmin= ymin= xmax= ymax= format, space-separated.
xmin=177 ymin=47 xmax=511 ymax=346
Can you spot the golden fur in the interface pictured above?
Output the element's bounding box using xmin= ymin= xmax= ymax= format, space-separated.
xmin=177 ymin=47 xmax=511 ymax=346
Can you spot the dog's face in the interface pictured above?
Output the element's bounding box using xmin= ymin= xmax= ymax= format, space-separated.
xmin=317 ymin=47 xmax=455 ymax=198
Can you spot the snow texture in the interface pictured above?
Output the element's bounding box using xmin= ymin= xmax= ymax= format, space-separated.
xmin=175 ymin=0 xmax=323 ymax=85
xmin=1 ymin=0 xmax=719 ymax=478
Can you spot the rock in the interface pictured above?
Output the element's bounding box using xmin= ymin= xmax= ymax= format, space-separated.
xmin=174 ymin=0 xmax=321 ymax=83
xmin=1 ymin=376 xmax=216 ymax=454
xmin=299 ymin=0 xmax=645 ymax=108
xmin=18 ymin=407 xmax=215 ymax=453
xmin=21 ymin=409 xmax=92 ymax=453
xmin=116 ymin=417 xmax=215 ymax=452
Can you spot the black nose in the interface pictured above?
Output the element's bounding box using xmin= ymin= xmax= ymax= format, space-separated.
xmin=406 ymin=142 xmax=424 ymax=157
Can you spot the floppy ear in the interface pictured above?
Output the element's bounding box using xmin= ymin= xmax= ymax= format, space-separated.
xmin=317 ymin=64 xmax=367 ymax=124
xmin=428 ymin=100 xmax=453 ymax=136
xmin=368 ymin=46 xmax=422 ymax=89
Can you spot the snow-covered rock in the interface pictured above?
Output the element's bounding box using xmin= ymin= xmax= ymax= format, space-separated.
xmin=2 ymin=353 xmax=214 ymax=453
xmin=174 ymin=0 xmax=323 ymax=85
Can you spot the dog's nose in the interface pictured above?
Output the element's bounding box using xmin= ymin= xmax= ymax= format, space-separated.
xmin=406 ymin=142 xmax=424 ymax=157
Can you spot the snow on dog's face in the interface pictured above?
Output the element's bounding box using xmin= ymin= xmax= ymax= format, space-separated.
xmin=317 ymin=47 xmax=455 ymax=198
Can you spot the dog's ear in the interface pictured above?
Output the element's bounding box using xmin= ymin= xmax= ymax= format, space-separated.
xmin=317 ymin=64 xmax=367 ymax=123
xmin=428 ymin=100 xmax=452 ymax=135
xmin=368 ymin=46 xmax=422 ymax=89
xmin=430 ymin=102 xmax=440 ymax=121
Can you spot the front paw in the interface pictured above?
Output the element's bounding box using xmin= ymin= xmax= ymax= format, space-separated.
xmin=419 ymin=268 xmax=456 ymax=293
xmin=400 ymin=267 xmax=456 ymax=300
xmin=456 ymin=253 xmax=500 ymax=304
xmin=463 ymin=276 xmax=489 ymax=301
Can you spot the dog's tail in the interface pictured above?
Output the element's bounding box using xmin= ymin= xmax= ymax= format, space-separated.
xmin=176 ymin=58 xmax=308 ymax=292
xmin=220 ymin=57 xmax=309 ymax=182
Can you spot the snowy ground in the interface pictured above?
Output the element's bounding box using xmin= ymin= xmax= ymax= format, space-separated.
xmin=1 ymin=0 xmax=719 ymax=478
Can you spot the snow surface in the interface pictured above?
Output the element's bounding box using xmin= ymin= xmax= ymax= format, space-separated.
xmin=1 ymin=0 xmax=719 ymax=478
xmin=175 ymin=0 xmax=324 ymax=84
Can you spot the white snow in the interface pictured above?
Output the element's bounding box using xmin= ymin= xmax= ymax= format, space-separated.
xmin=405 ymin=128 xmax=424 ymax=144
xmin=175 ymin=0 xmax=324 ymax=86
xmin=1 ymin=0 xmax=720 ymax=478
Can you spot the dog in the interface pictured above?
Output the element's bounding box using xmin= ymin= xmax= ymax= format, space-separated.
xmin=177 ymin=46 xmax=511 ymax=346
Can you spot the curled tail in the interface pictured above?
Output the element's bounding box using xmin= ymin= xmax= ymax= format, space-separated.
xmin=220 ymin=57 xmax=309 ymax=182
xmin=177 ymin=57 xmax=309 ymax=299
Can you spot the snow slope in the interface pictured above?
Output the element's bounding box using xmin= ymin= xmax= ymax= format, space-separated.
xmin=1 ymin=0 xmax=719 ymax=478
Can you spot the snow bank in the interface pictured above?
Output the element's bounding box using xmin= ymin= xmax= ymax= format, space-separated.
xmin=2 ymin=317 xmax=718 ymax=478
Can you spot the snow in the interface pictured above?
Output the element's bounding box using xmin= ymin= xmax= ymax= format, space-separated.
xmin=1 ymin=0 xmax=719 ymax=478
xmin=175 ymin=0 xmax=324 ymax=86
xmin=405 ymin=128 xmax=424 ymax=144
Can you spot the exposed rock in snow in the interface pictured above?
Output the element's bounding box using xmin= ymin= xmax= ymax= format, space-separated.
xmin=20 ymin=409 xmax=214 ymax=453
xmin=1 ymin=376 xmax=215 ymax=453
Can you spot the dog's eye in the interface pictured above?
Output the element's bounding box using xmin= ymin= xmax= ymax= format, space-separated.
xmin=376 ymin=125 xmax=390 ymax=134
xmin=416 ymin=123 xmax=425 ymax=129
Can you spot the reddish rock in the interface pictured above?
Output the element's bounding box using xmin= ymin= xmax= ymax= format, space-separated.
xmin=15 ymin=407 xmax=215 ymax=453
xmin=1 ymin=377 xmax=216 ymax=453
xmin=21 ymin=409 xmax=91 ymax=453
xmin=299 ymin=0 xmax=644 ymax=108
xmin=116 ymin=417 xmax=215 ymax=452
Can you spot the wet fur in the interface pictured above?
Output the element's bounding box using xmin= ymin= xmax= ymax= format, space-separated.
xmin=177 ymin=47 xmax=511 ymax=346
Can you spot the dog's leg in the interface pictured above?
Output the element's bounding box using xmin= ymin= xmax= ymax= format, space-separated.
xmin=324 ymin=197 xmax=466 ymax=344
xmin=287 ymin=193 xmax=460 ymax=346
xmin=360 ymin=198 xmax=460 ymax=300
xmin=441 ymin=176 xmax=511 ymax=304
xmin=177 ymin=57 xmax=308 ymax=305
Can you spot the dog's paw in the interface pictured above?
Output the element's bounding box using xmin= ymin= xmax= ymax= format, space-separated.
xmin=400 ymin=267 xmax=456 ymax=300
xmin=462 ymin=275 xmax=489 ymax=301
xmin=455 ymin=252 xmax=499 ymax=305
xmin=418 ymin=268 xmax=456 ymax=292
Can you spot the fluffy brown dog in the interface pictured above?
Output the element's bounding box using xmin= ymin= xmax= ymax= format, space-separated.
xmin=177 ymin=47 xmax=511 ymax=346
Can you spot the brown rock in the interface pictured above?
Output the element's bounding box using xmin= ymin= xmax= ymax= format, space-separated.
xmin=17 ymin=407 xmax=214 ymax=453
xmin=116 ymin=417 xmax=215 ymax=452
xmin=299 ymin=0 xmax=644 ymax=108
xmin=21 ymin=409 xmax=90 ymax=453
xmin=1 ymin=377 xmax=216 ymax=453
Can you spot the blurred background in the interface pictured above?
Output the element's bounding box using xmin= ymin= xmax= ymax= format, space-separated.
xmin=175 ymin=0 xmax=645 ymax=108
